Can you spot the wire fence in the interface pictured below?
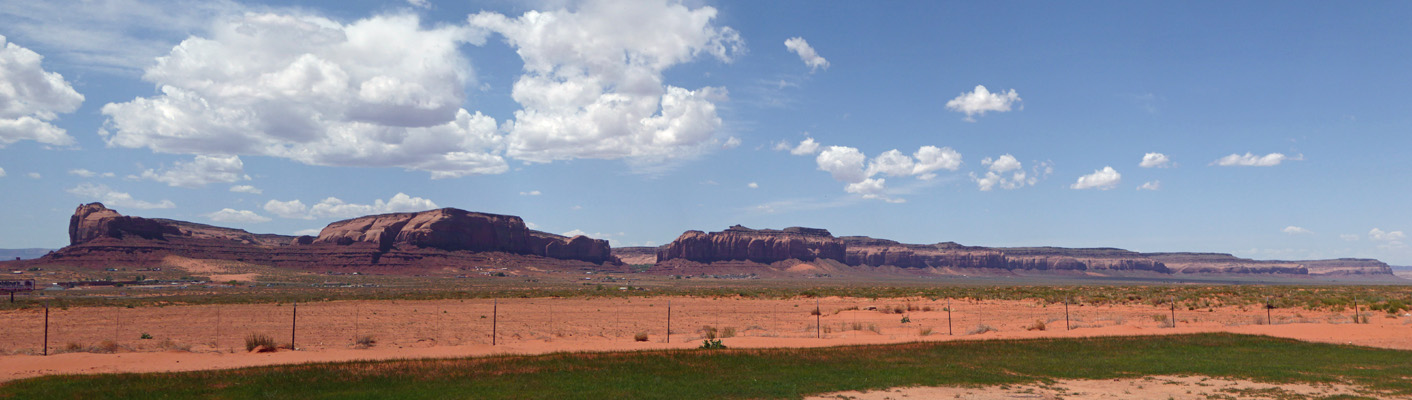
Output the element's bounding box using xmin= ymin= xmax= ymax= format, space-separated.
xmin=0 ymin=297 xmax=1390 ymax=355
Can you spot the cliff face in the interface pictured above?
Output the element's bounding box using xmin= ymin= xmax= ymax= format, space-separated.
xmin=1145 ymin=253 xmax=1392 ymax=275
xmin=656 ymin=225 xmax=846 ymax=263
xmin=314 ymin=208 xmax=613 ymax=263
xmin=1000 ymin=247 xmax=1171 ymax=273
xmin=842 ymin=238 xmax=1006 ymax=269
xmin=46 ymin=203 xmax=616 ymax=269
xmin=69 ymin=203 xmax=182 ymax=245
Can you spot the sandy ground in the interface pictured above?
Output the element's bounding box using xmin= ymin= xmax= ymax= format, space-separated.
xmin=1 ymin=297 xmax=1409 ymax=383
xmin=808 ymin=375 xmax=1403 ymax=400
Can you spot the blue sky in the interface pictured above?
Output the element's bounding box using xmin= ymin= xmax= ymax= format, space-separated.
xmin=0 ymin=0 xmax=1408 ymax=264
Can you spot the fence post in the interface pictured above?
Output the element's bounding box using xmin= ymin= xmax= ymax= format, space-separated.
xmin=215 ymin=306 xmax=221 ymax=351
xmin=291 ymin=301 xmax=297 ymax=350
xmin=666 ymin=300 xmax=671 ymax=343
xmin=1170 ymin=296 xmax=1176 ymax=328
xmin=1352 ymin=297 xmax=1359 ymax=324
xmin=43 ymin=302 xmax=49 ymax=356
xmin=492 ymin=299 xmax=498 ymax=346
xmin=815 ymin=299 xmax=821 ymax=339
xmin=947 ymin=299 xmax=953 ymax=335
xmin=1065 ymin=299 xmax=1070 ymax=331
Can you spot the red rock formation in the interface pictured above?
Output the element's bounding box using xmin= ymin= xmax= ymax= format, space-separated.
xmin=36 ymin=203 xmax=617 ymax=271
xmin=842 ymin=238 xmax=1006 ymax=269
xmin=314 ymin=208 xmax=614 ymax=264
xmin=656 ymin=225 xmax=846 ymax=263
xmin=1001 ymin=247 xmax=1170 ymax=273
xmin=69 ymin=203 xmax=181 ymax=244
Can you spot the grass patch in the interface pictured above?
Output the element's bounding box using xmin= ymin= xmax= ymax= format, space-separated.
xmin=6 ymin=333 xmax=1405 ymax=399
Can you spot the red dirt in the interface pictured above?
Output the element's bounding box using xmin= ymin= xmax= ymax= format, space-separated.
xmin=1 ymin=297 xmax=1408 ymax=382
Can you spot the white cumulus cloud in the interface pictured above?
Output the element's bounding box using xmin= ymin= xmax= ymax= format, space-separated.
xmin=264 ymin=193 xmax=438 ymax=220
xmin=816 ymin=144 xmax=962 ymax=201
xmin=138 ymin=155 xmax=249 ymax=188
xmin=1369 ymin=228 xmax=1405 ymax=242
xmin=0 ymin=34 xmax=84 ymax=148
xmin=783 ymin=36 xmax=829 ymax=72
xmin=1071 ymin=166 xmax=1121 ymax=190
xmin=1139 ymin=152 xmax=1171 ymax=168
xmin=945 ymin=85 xmax=1020 ymax=122
xmin=1213 ymin=152 xmax=1296 ymax=167
xmin=781 ymin=137 xmax=821 ymax=155
xmin=98 ymin=12 xmax=508 ymax=179
xmin=206 ymin=208 xmax=271 ymax=223
xmin=1137 ymin=180 xmax=1161 ymax=191
xmin=66 ymin=183 xmax=175 ymax=209
xmin=970 ymin=154 xmax=1045 ymax=191
xmin=26 ymin=172 xmax=40 ymax=179
xmin=406 ymin=0 xmax=431 ymax=9
xmin=470 ymin=0 xmax=743 ymax=166
xmin=229 ymin=185 xmax=262 ymax=194
xmin=747 ymin=182 xmax=758 ymax=189
xmin=1282 ymin=226 xmax=1312 ymax=235
xmin=519 ymin=190 xmax=541 ymax=196
xmin=0 ymin=167 xmax=5 ymax=177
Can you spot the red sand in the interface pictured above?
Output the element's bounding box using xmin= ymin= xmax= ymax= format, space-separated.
xmin=1 ymin=297 xmax=1408 ymax=382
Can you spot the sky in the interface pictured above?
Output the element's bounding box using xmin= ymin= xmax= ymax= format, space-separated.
xmin=0 ymin=0 xmax=1409 ymax=265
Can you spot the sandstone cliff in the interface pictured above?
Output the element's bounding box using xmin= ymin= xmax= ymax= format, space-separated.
xmin=44 ymin=203 xmax=616 ymax=270
xmin=841 ymin=237 xmax=1006 ymax=269
xmin=656 ymin=225 xmax=846 ymax=263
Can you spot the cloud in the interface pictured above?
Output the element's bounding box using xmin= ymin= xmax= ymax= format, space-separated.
xmin=747 ymin=182 xmax=758 ymax=189
xmin=229 ymin=185 xmax=261 ymax=194
xmin=816 ymin=146 xmax=868 ymax=183
xmin=471 ymin=0 xmax=743 ymax=166
xmin=722 ymin=136 xmax=741 ymax=149
xmin=66 ymin=183 xmax=175 ymax=209
xmin=264 ymin=193 xmax=438 ymax=219
xmin=1340 ymin=234 xmax=1359 ymax=242
xmin=778 ymin=137 xmax=821 ymax=155
xmin=1369 ymin=228 xmax=1405 ymax=242
xmin=0 ymin=167 xmax=5 ymax=177
xmin=406 ymin=0 xmax=431 ymax=9
xmin=138 ymin=155 xmax=249 ymax=188
xmin=1370 ymin=228 xmax=1406 ymax=250
xmin=970 ymin=154 xmax=1046 ymax=191
xmin=0 ymin=0 xmax=239 ymax=74
xmin=560 ymin=229 xmax=619 ymax=238
xmin=68 ymin=169 xmax=96 ymax=177
xmin=816 ymin=144 xmax=960 ymax=201
xmin=26 ymin=172 xmax=40 ymax=179
xmin=1282 ymin=226 xmax=1312 ymax=235
xmin=263 ymin=199 xmax=311 ymax=220
xmin=0 ymin=34 xmax=84 ymax=148
xmin=1213 ymin=152 xmax=1297 ymax=167
xmin=99 ymin=12 xmax=508 ymax=179
xmin=1137 ymin=180 xmax=1161 ymax=191
xmin=783 ymin=36 xmax=829 ymax=72
xmin=205 ymin=208 xmax=271 ymax=223
xmin=1071 ymin=166 xmax=1121 ymax=190
xmin=1139 ymin=152 xmax=1171 ymax=168
xmin=293 ymin=228 xmax=322 ymax=236
xmin=945 ymin=85 xmax=1020 ymax=122
xmin=519 ymin=190 xmax=541 ymax=196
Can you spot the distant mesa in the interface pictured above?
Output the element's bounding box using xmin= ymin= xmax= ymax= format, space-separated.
xmin=34 ymin=202 xmax=618 ymax=271
xmin=653 ymin=225 xmax=1393 ymax=276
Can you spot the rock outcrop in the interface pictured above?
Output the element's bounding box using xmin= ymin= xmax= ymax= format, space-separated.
xmin=69 ymin=203 xmax=181 ymax=244
xmin=40 ymin=203 xmax=617 ymax=270
xmin=1000 ymin=247 xmax=1170 ymax=273
xmin=842 ymin=238 xmax=1006 ymax=269
xmin=656 ymin=225 xmax=846 ymax=263
xmin=314 ymin=208 xmax=613 ymax=264
xmin=1144 ymin=253 xmax=1393 ymax=275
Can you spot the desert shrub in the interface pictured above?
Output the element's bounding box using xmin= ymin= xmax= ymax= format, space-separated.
xmin=892 ymin=305 xmax=906 ymax=314
xmin=139 ymin=333 xmax=152 ymax=340
xmin=900 ymin=316 xmax=911 ymax=324
xmin=94 ymin=340 xmax=122 ymax=354
xmin=1026 ymin=320 xmax=1046 ymax=331
xmin=918 ymin=327 xmax=933 ymax=336
xmin=810 ymin=308 xmax=822 ymax=316
xmin=721 ymin=327 xmax=736 ymax=338
xmin=355 ymin=335 xmax=377 ymax=348
xmin=158 ymin=339 xmax=191 ymax=352
xmin=700 ymin=325 xmax=718 ymax=340
xmin=64 ymin=342 xmax=84 ymax=353
xmin=633 ymin=332 xmax=649 ymax=342
xmin=906 ymin=303 xmax=919 ymax=312
xmin=245 ymin=334 xmax=277 ymax=352
xmin=921 ymin=306 xmax=933 ymax=312
xmin=966 ymin=324 xmax=997 ymax=335
xmin=698 ymin=339 xmax=726 ymax=350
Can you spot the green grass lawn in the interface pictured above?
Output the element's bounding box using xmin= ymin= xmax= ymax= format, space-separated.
xmin=2 ymin=333 xmax=1409 ymax=399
